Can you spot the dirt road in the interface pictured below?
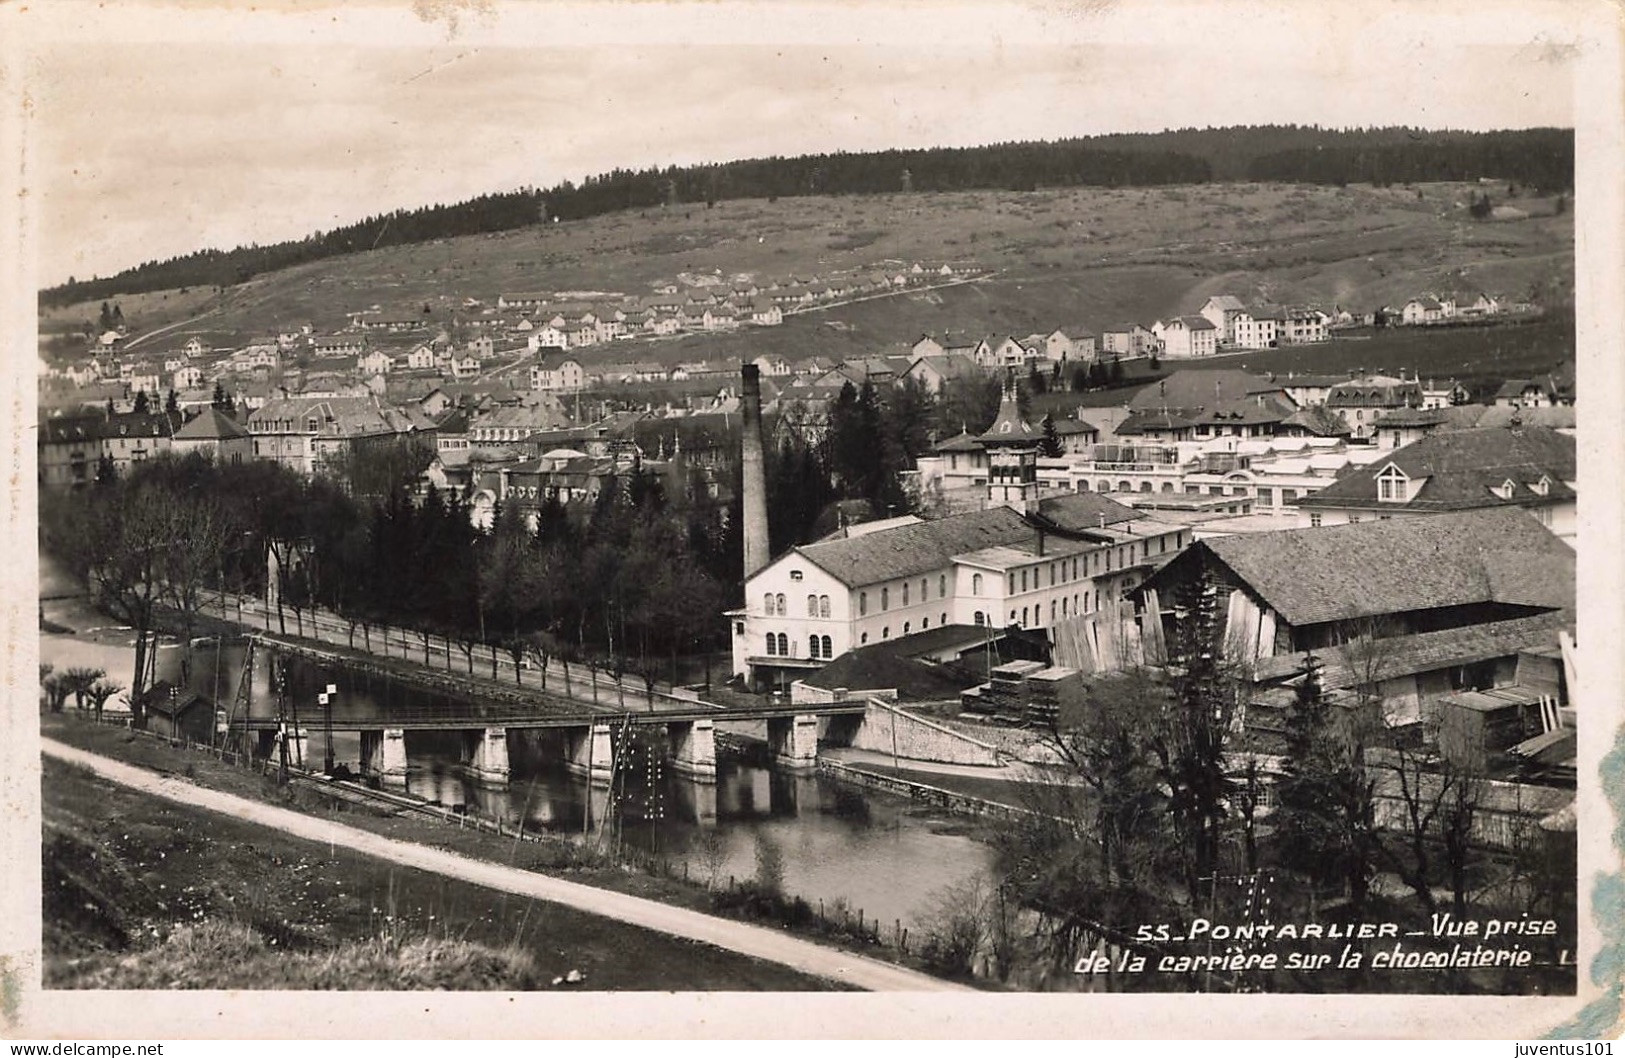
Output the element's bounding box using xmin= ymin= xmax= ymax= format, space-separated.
xmin=41 ymin=738 xmax=972 ymax=993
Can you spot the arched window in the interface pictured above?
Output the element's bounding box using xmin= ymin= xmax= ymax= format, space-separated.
xmin=1161 ymin=481 xmax=1175 ymax=493
xmin=859 ymin=591 xmax=867 ymax=615
xmin=1051 ymin=600 xmax=1057 ymax=622
xmin=972 ymin=573 xmax=983 ymax=595
xmin=766 ymin=634 xmax=778 ymax=656
xmin=1022 ymin=606 xmax=1030 ymax=626
xmin=939 ymin=574 xmax=947 ymax=597
xmin=881 ymin=587 xmax=889 ymax=610
xmin=903 ymin=622 xmax=911 ymax=634
xmin=819 ymin=595 xmax=830 ymax=618
xmin=777 ymin=632 xmax=789 ymax=656
xmin=809 ymin=635 xmax=820 ymax=659
xmin=860 ymin=632 xmax=868 ymax=644
xmin=902 ymin=582 xmax=909 ymax=606
xmin=820 ymin=635 xmax=832 ymax=657
xmin=775 ymin=593 xmax=786 ymax=615
xmin=921 ymin=617 xmax=929 ymax=629
xmin=763 ymin=592 xmax=774 ymax=615
xmin=882 ymin=626 xmax=890 ymax=639
xmin=941 ymin=612 xmax=947 ymax=625
xmin=1010 ymin=610 xmax=1018 ymax=624
xmin=1079 ymin=480 xmax=1090 ymax=491
xmin=1097 ymin=480 xmax=1110 ymax=492
xmin=1118 ymin=480 xmax=1132 ymax=492
xmin=807 ymin=594 xmax=818 ymax=617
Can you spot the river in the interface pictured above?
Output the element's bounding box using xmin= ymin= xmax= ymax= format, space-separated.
xmin=38 ymin=559 xmax=997 ymax=932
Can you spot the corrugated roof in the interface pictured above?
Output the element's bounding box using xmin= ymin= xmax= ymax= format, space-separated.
xmin=795 ymin=507 xmax=1034 ymax=588
xmin=1196 ymin=507 xmax=1574 ymax=627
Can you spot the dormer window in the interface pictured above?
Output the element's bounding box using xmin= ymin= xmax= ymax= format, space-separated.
xmin=1376 ymin=463 xmax=1416 ymax=503
xmin=1531 ymin=475 xmax=1551 ymax=497
xmin=1492 ymin=478 xmax=1518 ymax=500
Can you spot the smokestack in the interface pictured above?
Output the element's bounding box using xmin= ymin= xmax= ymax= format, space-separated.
xmin=740 ymin=363 xmax=771 ymax=578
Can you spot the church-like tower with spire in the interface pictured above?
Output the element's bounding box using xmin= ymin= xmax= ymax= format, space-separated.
xmin=979 ymin=378 xmax=1040 ymax=515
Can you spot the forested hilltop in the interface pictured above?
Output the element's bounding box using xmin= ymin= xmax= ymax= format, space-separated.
xmin=43 ymin=125 xmax=1571 ymax=307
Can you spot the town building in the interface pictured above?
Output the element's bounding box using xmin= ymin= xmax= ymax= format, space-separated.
xmin=1135 ymin=507 xmax=1573 ymax=729
xmin=1151 ymin=315 xmax=1218 ymax=358
xmin=1294 ymin=425 xmax=1576 ymax=540
xmin=170 ymin=407 xmax=253 ymax=465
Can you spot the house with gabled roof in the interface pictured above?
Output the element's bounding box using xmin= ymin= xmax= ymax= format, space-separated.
xmin=1152 ymin=315 xmax=1218 ymax=358
xmin=1294 ymin=425 xmax=1575 ymax=540
xmin=1199 ymin=295 xmax=1248 ymax=345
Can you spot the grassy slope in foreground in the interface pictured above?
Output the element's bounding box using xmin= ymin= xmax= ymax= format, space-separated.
xmin=41 ymin=753 xmax=835 ymax=991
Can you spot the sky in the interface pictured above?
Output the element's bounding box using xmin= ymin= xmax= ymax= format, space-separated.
xmin=14 ymin=0 xmax=1584 ymax=286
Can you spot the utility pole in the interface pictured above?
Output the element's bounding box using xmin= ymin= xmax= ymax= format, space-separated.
xmin=319 ymin=682 xmax=337 ymax=774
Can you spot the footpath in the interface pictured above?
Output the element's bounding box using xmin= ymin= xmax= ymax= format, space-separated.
xmin=41 ymin=737 xmax=971 ymax=993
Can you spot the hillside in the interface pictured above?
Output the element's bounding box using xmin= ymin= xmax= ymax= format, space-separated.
xmin=45 ymin=179 xmax=1572 ymax=372
xmin=41 ymin=125 xmax=1569 ymax=305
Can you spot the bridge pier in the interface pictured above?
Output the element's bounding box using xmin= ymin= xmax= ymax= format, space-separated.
xmin=360 ymin=727 xmax=408 ymax=788
xmin=467 ymin=727 xmax=511 ymax=786
xmin=667 ymin=719 xmax=717 ymax=782
xmin=766 ymin=714 xmax=819 ymax=770
xmin=564 ymin=722 xmax=614 ymax=786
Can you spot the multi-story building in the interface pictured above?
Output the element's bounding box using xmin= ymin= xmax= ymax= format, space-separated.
xmin=732 ymin=391 xmax=1189 ymax=688
xmin=1294 ymin=425 xmax=1576 ymax=541
xmin=1151 ymin=316 xmax=1218 ymax=358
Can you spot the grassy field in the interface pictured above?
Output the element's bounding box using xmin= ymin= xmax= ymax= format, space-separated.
xmin=42 ymin=181 xmax=1572 ymax=368
xmin=40 ymin=722 xmax=841 ymax=991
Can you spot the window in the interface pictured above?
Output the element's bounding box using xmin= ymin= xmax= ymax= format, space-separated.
xmin=1348 ymin=513 xmax=1361 ymax=524
xmin=763 ymin=592 xmax=774 ymax=615
xmin=1049 ymin=563 xmax=1056 ymax=586
xmin=1310 ymin=512 xmax=1323 ymax=527
xmin=766 ymin=634 xmax=778 ymax=656
xmin=941 ymin=612 xmax=947 ymax=625
xmin=809 ymin=635 xmax=821 ymax=659
xmin=807 ymin=595 xmax=818 ymax=617
xmin=775 ymin=593 xmax=786 ymax=615
xmin=972 ymin=573 xmax=983 ymax=595
xmin=777 ymin=633 xmax=789 ymax=656
xmin=860 ymin=633 xmax=868 ymax=644
xmin=1021 ymin=569 xmax=1029 ymax=592
xmin=1377 ymin=464 xmax=1409 ymax=503
xmin=881 ymin=587 xmax=889 ymax=610
xmin=1050 ymin=600 xmax=1057 ymax=622
xmin=921 ymin=578 xmax=928 ymax=602
xmin=1281 ymin=489 xmax=1298 ymax=503
xmin=819 ymin=595 xmax=830 ymax=618
xmin=903 ymin=622 xmax=911 ymax=634
xmin=939 ymin=574 xmax=947 ymax=597
xmin=902 ymin=582 xmax=909 ymax=606
xmin=882 ymin=627 xmax=890 ymax=639
xmin=1010 ymin=610 xmax=1018 ymax=624
xmin=859 ymin=591 xmax=868 ymax=616
xmin=921 ymin=617 xmax=929 ymax=629
xmin=790 ymin=569 xmax=803 ymax=581
xmin=974 ymin=611 xmax=985 ymax=626
xmin=821 ymin=635 xmax=832 ymax=656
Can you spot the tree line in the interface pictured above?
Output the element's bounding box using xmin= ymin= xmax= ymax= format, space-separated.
xmin=42 ymin=125 xmax=1571 ymax=308
xmin=40 ymin=448 xmax=740 ymax=726
xmin=962 ymin=567 xmax=1573 ymax=990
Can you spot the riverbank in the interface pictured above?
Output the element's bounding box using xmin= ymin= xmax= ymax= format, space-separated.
xmin=40 ymin=713 xmax=977 ymax=989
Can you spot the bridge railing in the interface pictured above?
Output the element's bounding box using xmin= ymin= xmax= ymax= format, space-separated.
xmin=202 ymin=587 xmax=731 ymax=715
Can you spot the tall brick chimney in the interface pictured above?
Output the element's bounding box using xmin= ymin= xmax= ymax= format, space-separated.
xmin=740 ymin=363 xmax=771 ymax=578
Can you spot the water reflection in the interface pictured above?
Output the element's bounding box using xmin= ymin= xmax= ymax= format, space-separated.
xmin=39 ymin=588 xmax=995 ymax=931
